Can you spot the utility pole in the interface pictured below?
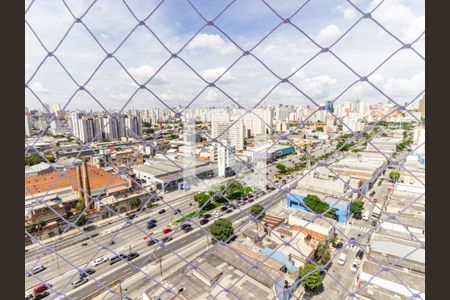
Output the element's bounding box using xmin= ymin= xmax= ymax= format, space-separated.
xmin=159 ymin=257 xmax=163 ymax=281
xmin=55 ymin=252 xmax=60 ymax=274
xmin=118 ymin=280 xmax=123 ymax=300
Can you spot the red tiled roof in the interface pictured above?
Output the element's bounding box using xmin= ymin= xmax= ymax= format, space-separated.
xmin=25 ymin=166 xmax=127 ymax=196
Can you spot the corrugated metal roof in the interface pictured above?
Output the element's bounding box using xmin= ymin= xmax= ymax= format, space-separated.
xmin=371 ymin=240 xmax=425 ymax=264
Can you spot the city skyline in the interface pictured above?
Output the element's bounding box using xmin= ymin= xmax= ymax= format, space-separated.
xmin=26 ymin=0 xmax=424 ymax=110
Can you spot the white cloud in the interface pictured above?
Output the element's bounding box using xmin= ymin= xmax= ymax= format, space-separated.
xmin=200 ymin=67 xmax=235 ymax=83
xmin=187 ymin=33 xmax=237 ymax=55
xmin=204 ymin=89 xmax=219 ymax=102
xmin=383 ymin=72 xmax=424 ymax=98
xmin=316 ymin=24 xmax=342 ymax=46
xmin=120 ymin=65 xmax=168 ymax=85
xmin=337 ymin=4 xmax=358 ymax=20
xmin=29 ymin=81 xmax=48 ymax=93
xmin=369 ymin=0 xmax=424 ymax=42
xmin=293 ymin=70 xmax=338 ymax=98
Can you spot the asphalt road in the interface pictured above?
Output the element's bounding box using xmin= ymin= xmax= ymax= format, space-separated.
xmin=57 ymin=188 xmax=286 ymax=299
xmin=25 ymin=194 xmax=195 ymax=291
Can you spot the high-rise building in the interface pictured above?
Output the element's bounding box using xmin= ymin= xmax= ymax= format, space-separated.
xmin=124 ymin=114 xmax=143 ymax=138
xmin=211 ymin=110 xmax=244 ymax=150
xmin=25 ymin=113 xmax=33 ymax=137
xmin=103 ymin=114 xmax=125 ymax=140
xmin=52 ymin=104 xmax=61 ymax=115
xmin=419 ymin=96 xmax=425 ymax=118
xmin=218 ymin=141 xmax=236 ymax=177
xmin=69 ymin=111 xmax=84 ymax=140
xmin=326 ymin=101 xmax=334 ymax=113
xmin=78 ymin=116 xmax=102 ymax=143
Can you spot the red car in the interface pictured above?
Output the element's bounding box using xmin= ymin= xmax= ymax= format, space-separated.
xmin=162 ymin=228 xmax=172 ymax=234
xmin=34 ymin=283 xmax=52 ymax=295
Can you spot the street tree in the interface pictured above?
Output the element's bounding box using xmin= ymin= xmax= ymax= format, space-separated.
xmin=130 ymin=198 xmax=142 ymax=210
xmin=389 ymin=171 xmax=401 ymax=182
xmin=209 ymin=219 xmax=234 ymax=244
xmin=250 ymin=204 xmax=265 ymax=219
xmin=276 ymin=163 xmax=287 ymax=173
xmin=76 ymin=214 xmax=87 ymax=226
xmin=298 ymin=263 xmax=323 ymax=291
xmin=194 ymin=192 xmax=215 ymax=210
xmin=314 ymin=242 xmax=331 ymax=265
xmin=350 ymin=201 xmax=364 ymax=217
xmin=303 ymin=194 xmax=338 ymax=221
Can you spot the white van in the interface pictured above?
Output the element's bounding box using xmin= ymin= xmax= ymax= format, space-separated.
xmin=338 ymin=253 xmax=347 ymax=265
xmin=363 ymin=210 xmax=370 ymax=221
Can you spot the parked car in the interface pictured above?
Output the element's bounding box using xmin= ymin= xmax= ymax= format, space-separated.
xmin=369 ymin=191 xmax=376 ymax=197
xmin=351 ymin=259 xmax=360 ymax=272
xmin=109 ymin=240 xmax=116 ymax=246
xmin=110 ymin=254 xmax=127 ymax=265
xmin=33 ymin=283 xmax=52 ymax=295
xmin=226 ymin=209 xmax=233 ymax=214
xmin=356 ymin=249 xmax=364 ymax=260
xmin=71 ymin=277 xmax=88 ymax=289
xmin=180 ymin=223 xmax=191 ymax=230
xmin=158 ymin=209 xmax=166 ymax=214
xmin=161 ymin=236 xmax=173 ymax=243
xmin=27 ymin=265 xmax=46 ymax=276
xmin=25 ymin=292 xmax=34 ymax=300
xmin=148 ymin=219 xmax=157 ymax=224
xmin=338 ymin=253 xmax=347 ymax=266
xmin=33 ymin=291 xmax=50 ymax=300
xmin=247 ymin=199 xmax=254 ymax=203
xmin=127 ymin=252 xmax=140 ymax=261
xmin=199 ymin=219 xmax=209 ymax=225
xmin=220 ymin=206 xmax=228 ymax=211
xmin=147 ymin=238 xmax=159 ymax=246
xmin=163 ymin=228 xmax=172 ymax=234
xmin=203 ymin=214 xmax=212 ymax=219
xmin=371 ymin=220 xmax=377 ymax=226
xmin=335 ymin=242 xmax=344 ymax=249
xmin=183 ymin=226 xmax=193 ymax=233
xmin=80 ymin=268 xmax=95 ymax=278
xmin=81 ymin=241 xmax=88 ymax=246
xmin=91 ymin=257 xmax=107 ymax=267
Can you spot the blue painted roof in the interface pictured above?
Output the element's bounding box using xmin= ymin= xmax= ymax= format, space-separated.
xmin=260 ymin=247 xmax=298 ymax=273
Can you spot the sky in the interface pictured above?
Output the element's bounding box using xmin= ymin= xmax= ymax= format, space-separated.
xmin=25 ymin=0 xmax=425 ymax=112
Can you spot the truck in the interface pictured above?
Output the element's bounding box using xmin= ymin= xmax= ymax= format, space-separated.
xmin=371 ymin=207 xmax=381 ymax=219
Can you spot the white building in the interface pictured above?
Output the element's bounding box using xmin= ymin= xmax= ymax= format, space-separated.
xmin=211 ymin=110 xmax=244 ymax=150
xmin=25 ymin=113 xmax=33 ymax=137
xmin=218 ymin=141 xmax=236 ymax=177
xmin=124 ymin=114 xmax=143 ymax=138
xmin=103 ymin=114 xmax=126 ymax=140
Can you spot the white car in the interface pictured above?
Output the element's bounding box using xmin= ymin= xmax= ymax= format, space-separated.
xmin=25 ymin=292 xmax=33 ymax=300
xmin=27 ymin=265 xmax=46 ymax=276
xmin=71 ymin=277 xmax=88 ymax=288
xmin=91 ymin=257 xmax=107 ymax=267
xmin=338 ymin=253 xmax=347 ymax=266
xmin=351 ymin=259 xmax=361 ymax=272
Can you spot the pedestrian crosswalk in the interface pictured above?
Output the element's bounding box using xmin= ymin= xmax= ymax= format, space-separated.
xmin=350 ymin=225 xmax=373 ymax=234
